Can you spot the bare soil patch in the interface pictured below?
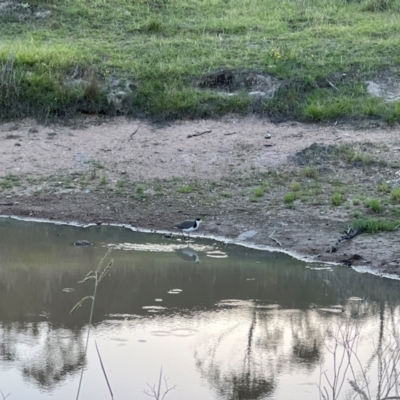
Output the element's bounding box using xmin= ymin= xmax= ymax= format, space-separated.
xmin=1 ymin=115 xmax=400 ymax=277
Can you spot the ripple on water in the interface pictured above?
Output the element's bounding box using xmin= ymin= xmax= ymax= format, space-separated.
xmin=109 ymin=338 xmax=129 ymax=342
xmin=206 ymin=251 xmax=228 ymax=259
xmin=142 ymin=306 xmax=168 ymax=313
xmin=167 ymin=289 xmax=182 ymax=294
xmin=150 ymin=331 xmax=171 ymax=336
xmin=150 ymin=328 xmax=198 ymax=337
xmin=170 ymin=328 xmax=197 ymax=337
xmin=216 ymin=299 xmax=254 ymax=308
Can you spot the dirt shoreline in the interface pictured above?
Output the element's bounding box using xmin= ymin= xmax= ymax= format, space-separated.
xmin=1 ymin=115 xmax=399 ymax=277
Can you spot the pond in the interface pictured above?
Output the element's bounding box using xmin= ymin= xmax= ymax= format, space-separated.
xmin=0 ymin=217 xmax=400 ymax=400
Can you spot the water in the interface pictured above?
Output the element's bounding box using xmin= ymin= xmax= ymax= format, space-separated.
xmin=0 ymin=218 xmax=400 ymax=400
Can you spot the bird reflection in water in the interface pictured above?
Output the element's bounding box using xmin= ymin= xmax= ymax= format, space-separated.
xmin=174 ymin=247 xmax=200 ymax=263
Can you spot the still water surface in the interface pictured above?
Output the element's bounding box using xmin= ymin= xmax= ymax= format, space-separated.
xmin=0 ymin=218 xmax=400 ymax=400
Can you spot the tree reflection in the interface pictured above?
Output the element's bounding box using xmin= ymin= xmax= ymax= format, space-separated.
xmin=194 ymin=303 xmax=325 ymax=399
xmin=0 ymin=323 xmax=85 ymax=389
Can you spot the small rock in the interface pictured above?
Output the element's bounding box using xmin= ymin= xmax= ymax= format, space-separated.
xmin=73 ymin=240 xmax=93 ymax=246
xmin=265 ymin=133 xmax=271 ymax=139
xmin=352 ymin=161 xmax=364 ymax=168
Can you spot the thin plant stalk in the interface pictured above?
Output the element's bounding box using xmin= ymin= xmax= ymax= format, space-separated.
xmin=95 ymin=340 xmax=114 ymax=399
xmin=71 ymin=248 xmax=113 ymax=400
xmin=75 ymin=270 xmax=99 ymax=400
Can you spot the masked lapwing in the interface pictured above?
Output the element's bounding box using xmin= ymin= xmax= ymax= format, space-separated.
xmin=173 ymin=218 xmax=202 ymax=240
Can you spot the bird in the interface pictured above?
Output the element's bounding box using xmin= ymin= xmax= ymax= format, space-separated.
xmin=173 ymin=218 xmax=202 ymax=240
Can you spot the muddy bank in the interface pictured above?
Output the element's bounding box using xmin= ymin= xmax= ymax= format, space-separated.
xmin=0 ymin=116 xmax=399 ymax=276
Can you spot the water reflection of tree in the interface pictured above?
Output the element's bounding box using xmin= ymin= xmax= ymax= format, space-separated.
xmin=319 ymin=303 xmax=400 ymax=400
xmin=194 ymin=303 xmax=325 ymax=399
xmin=290 ymin=311 xmax=323 ymax=367
xmin=195 ymin=306 xmax=276 ymax=399
xmin=0 ymin=322 xmax=85 ymax=389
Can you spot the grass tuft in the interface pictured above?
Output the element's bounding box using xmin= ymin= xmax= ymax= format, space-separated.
xmin=352 ymin=217 xmax=400 ymax=233
xmin=378 ymin=181 xmax=390 ymax=193
xmin=302 ymin=166 xmax=318 ymax=179
xmin=391 ymin=187 xmax=400 ymax=202
xmin=177 ymin=185 xmax=194 ymax=194
xmin=364 ymin=198 xmax=383 ymax=213
xmin=332 ymin=192 xmax=344 ymax=206
xmin=289 ymin=181 xmax=301 ymax=191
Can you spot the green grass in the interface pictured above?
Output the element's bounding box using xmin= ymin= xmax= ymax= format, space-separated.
xmin=302 ymin=166 xmax=318 ymax=179
xmin=331 ymin=178 xmax=343 ymax=187
xmin=0 ymin=174 xmax=21 ymax=189
xmin=177 ymin=185 xmax=194 ymax=194
xmin=284 ymin=191 xmax=301 ymax=205
xmin=391 ymin=187 xmax=400 ymax=202
xmin=289 ymin=181 xmax=301 ymax=191
xmin=364 ymin=198 xmax=383 ymax=213
xmin=253 ymin=181 xmax=269 ymax=197
xmin=2 ymin=0 xmax=400 ymax=121
xmin=332 ymin=192 xmax=344 ymax=206
xmin=378 ymin=181 xmax=390 ymax=193
xmin=352 ymin=217 xmax=400 ymax=233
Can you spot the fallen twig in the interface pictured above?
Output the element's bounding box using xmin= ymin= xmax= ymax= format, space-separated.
xmin=269 ymin=230 xmax=282 ymax=247
xmin=326 ymin=79 xmax=340 ymax=92
xmin=224 ymin=131 xmax=237 ymax=136
xmin=128 ymin=126 xmax=140 ymax=141
xmin=187 ymin=130 xmax=212 ymax=138
xmin=54 ymin=143 xmax=72 ymax=150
